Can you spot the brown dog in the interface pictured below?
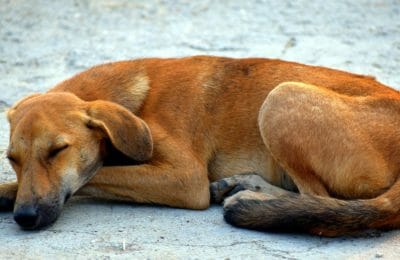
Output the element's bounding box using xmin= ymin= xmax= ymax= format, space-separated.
xmin=1 ymin=56 xmax=400 ymax=236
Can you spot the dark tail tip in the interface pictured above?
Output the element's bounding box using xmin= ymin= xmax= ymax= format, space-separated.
xmin=223 ymin=193 xmax=385 ymax=236
xmin=223 ymin=196 xmax=301 ymax=233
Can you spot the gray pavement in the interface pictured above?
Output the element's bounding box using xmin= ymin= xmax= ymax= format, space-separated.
xmin=1 ymin=0 xmax=400 ymax=259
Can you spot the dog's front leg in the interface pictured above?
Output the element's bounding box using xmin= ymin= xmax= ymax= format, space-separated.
xmin=77 ymin=163 xmax=210 ymax=210
xmin=0 ymin=182 xmax=17 ymax=211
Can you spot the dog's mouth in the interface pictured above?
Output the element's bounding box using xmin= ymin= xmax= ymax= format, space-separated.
xmin=64 ymin=192 xmax=72 ymax=203
xmin=13 ymin=204 xmax=42 ymax=229
xmin=14 ymin=205 xmax=60 ymax=230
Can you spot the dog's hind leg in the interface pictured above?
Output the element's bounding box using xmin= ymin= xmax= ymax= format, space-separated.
xmin=221 ymin=82 xmax=400 ymax=236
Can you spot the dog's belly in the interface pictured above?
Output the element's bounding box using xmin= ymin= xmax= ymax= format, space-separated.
xmin=208 ymin=150 xmax=297 ymax=191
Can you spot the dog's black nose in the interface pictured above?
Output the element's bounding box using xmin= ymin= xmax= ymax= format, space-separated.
xmin=14 ymin=205 xmax=40 ymax=229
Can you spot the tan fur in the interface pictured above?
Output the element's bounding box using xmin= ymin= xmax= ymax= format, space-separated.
xmin=224 ymin=190 xmax=271 ymax=207
xmin=2 ymin=56 xmax=400 ymax=234
xmin=261 ymin=82 xmax=399 ymax=199
xmin=126 ymin=73 xmax=150 ymax=113
xmin=6 ymin=93 xmax=42 ymax=122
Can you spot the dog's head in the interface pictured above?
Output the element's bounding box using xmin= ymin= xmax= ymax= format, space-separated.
xmin=6 ymin=92 xmax=152 ymax=229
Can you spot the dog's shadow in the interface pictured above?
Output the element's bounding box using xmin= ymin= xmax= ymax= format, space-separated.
xmin=63 ymin=196 xmax=392 ymax=239
xmin=0 ymin=195 xmax=397 ymax=245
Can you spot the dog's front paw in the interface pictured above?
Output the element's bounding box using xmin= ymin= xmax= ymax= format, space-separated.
xmin=210 ymin=173 xmax=267 ymax=204
xmin=0 ymin=197 xmax=14 ymax=211
xmin=0 ymin=182 xmax=17 ymax=211
xmin=223 ymin=190 xmax=270 ymax=208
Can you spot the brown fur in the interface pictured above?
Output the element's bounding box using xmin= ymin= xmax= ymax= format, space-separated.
xmin=1 ymin=56 xmax=400 ymax=235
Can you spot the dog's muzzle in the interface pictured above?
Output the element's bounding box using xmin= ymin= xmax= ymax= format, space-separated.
xmin=13 ymin=196 xmax=65 ymax=230
xmin=14 ymin=204 xmax=41 ymax=229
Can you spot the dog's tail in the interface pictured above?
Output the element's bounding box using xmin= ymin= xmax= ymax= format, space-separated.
xmin=223 ymin=180 xmax=400 ymax=236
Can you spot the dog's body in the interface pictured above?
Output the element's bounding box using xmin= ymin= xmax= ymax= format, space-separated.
xmin=2 ymin=56 xmax=400 ymax=236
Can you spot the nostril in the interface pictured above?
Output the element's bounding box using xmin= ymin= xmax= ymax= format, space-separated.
xmin=14 ymin=205 xmax=40 ymax=229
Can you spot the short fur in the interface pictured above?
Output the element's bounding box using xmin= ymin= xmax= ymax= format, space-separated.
xmin=1 ymin=56 xmax=400 ymax=235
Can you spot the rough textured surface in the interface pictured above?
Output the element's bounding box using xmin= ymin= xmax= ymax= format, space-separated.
xmin=1 ymin=0 xmax=400 ymax=258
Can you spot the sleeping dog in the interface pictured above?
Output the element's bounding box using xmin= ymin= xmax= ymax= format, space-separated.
xmin=1 ymin=56 xmax=400 ymax=236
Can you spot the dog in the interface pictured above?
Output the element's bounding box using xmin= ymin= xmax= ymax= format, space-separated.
xmin=1 ymin=56 xmax=400 ymax=236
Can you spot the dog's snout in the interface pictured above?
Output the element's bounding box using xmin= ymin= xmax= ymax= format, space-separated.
xmin=14 ymin=205 xmax=40 ymax=229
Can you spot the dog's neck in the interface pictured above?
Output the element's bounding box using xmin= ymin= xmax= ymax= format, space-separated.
xmin=49 ymin=62 xmax=150 ymax=114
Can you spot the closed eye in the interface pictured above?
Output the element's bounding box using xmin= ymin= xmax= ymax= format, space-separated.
xmin=48 ymin=144 xmax=69 ymax=159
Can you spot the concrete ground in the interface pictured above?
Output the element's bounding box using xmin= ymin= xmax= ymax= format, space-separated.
xmin=1 ymin=0 xmax=400 ymax=259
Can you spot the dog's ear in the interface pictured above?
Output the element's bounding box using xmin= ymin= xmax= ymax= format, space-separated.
xmin=86 ymin=100 xmax=153 ymax=161
xmin=7 ymin=93 xmax=42 ymax=122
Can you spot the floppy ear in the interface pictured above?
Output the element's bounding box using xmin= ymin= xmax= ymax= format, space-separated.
xmin=86 ymin=100 xmax=153 ymax=161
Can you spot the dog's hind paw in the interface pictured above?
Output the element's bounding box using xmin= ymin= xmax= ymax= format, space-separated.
xmin=210 ymin=173 xmax=271 ymax=204
xmin=224 ymin=190 xmax=270 ymax=207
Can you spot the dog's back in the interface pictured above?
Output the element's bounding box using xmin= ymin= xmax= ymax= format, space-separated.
xmin=51 ymin=56 xmax=398 ymax=188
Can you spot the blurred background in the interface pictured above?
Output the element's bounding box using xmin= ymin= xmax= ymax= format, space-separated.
xmin=1 ymin=1 xmax=400 ymax=258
